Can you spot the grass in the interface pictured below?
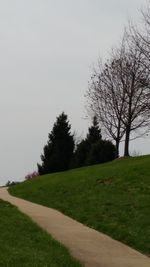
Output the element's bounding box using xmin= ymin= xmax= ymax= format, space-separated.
xmin=0 ymin=200 xmax=83 ymax=267
xmin=9 ymin=155 xmax=150 ymax=255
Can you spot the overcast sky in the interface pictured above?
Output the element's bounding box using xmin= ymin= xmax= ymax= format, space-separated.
xmin=0 ymin=0 xmax=149 ymax=185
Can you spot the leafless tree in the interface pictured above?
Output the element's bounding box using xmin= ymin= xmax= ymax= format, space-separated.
xmin=120 ymin=41 xmax=150 ymax=156
xmin=129 ymin=6 xmax=150 ymax=65
xmin=86 ymin=54 xmax=126 ymax=158
xmin=87 ymin=34 xmax=150 ymax=157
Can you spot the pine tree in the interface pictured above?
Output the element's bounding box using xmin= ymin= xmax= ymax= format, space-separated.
xmin=37 ymin=112 xmax=74 ymax=175
xmin=73 ymin=116 xmax=102 ymax=167
xmin=86 ymin=116 xmax=102 ymax=143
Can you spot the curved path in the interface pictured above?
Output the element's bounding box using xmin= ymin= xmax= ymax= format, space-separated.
xmin=0 ymin=187 xmax=149 ymax=267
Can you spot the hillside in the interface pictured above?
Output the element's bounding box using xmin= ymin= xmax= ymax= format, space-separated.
xmin=0 ymin=200 xmax=83 ymax=267
xmin=9 ymin=155 xmax=150 ymax=255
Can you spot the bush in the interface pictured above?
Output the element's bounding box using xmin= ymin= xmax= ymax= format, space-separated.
xmin=25 ymin=171 xmax=39 ymax=181
xmin=87 ymin=140 xmax=116 ymax=165
xmin=72 ymin=139 xmax=90 ymax=168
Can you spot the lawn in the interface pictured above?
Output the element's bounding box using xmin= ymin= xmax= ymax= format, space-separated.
xmin=9 ymin=155 xmax=150 ymax=255
xmin=0 ymin=200 xmax=83 ymax=267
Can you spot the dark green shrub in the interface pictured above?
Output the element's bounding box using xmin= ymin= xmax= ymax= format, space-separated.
xmin=72 ymin=139 xmax=90 ymax=168
xmin=87 ymin=140 xmax=116 ymax=165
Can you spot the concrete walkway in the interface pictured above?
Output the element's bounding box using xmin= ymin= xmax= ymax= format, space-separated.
xmin=0 ymin=188 xmax=149 ymax=267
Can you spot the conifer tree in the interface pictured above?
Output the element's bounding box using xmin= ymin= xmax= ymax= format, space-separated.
xmin=38 ymin=112 xmax=74 ymax=175
xmin=73 ymin=116 xmax=102 ymax=167
xmin=86 ymin=116 xmax=102 ymax=143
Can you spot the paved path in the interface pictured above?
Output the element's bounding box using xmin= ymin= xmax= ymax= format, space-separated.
xmin=0 ymin=187 xmax=149 ymax=267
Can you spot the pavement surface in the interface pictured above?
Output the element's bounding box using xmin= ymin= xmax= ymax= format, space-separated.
xmin=0 ymin=187 xmax=149 ymax=267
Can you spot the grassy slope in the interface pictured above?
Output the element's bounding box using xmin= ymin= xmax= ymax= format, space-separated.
xmin=0 ymin=200 xmax=83 ymax=267
xmin=9 ymin=155 xmax=150 ymax=255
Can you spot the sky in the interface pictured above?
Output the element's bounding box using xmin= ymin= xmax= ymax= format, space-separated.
xmin=0 ymin=0 xmax=149 ymax=186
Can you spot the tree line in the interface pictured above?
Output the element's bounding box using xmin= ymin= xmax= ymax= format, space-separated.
xmin=37 ymin=4 xmax=150 ymax=176
xmin=37 ymin=113 xmax=115 ymax=175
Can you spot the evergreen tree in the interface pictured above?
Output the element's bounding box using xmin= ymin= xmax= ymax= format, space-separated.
xmin=38 ymin=112 xmax=74 ymax=175
xmin=86 ymin=116 xmax=102 ymax=143
xmin=73 ymin=116 xmax=102 ymax=167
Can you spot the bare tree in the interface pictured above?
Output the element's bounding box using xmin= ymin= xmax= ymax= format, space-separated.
xmin=87 ymin=34 xmax=150 ymax=157
xmin=87 ymin=55 xmax=126 ymax=158
xmin=129 ymin=6 xmax=150 ymax=65
xmin=119 ymin=41 xmax=150 ymax=156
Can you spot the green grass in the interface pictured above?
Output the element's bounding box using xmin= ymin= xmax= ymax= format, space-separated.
xmin=0 ymin=200 xmax=83 ymax=267
xmin=9 ymin=155 xmax=150 ymax=255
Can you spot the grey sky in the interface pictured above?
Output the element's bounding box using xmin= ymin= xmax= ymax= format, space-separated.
xmin=0 ymin=0 xmax=148 ymax=185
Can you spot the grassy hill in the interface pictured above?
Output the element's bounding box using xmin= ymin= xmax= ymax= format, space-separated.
xmin=0 ymin=200 xmax=83 ymax=267
xmin=9 ymin=155 xmax=150 ymax=255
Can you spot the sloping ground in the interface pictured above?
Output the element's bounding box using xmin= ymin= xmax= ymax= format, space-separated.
xmin=0 ymin=188 xmax=150 ymax=267
xmin=9 ymin=155 xmax=150 ymax=255
xmin=0 ymin=199 xmax=83 ymax=267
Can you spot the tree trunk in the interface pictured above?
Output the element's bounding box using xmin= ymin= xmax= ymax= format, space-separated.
xmin=124 ymin=126 xmax=130 ymax=156
xmin=115 ymin=139 xmax=119 ymax=158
